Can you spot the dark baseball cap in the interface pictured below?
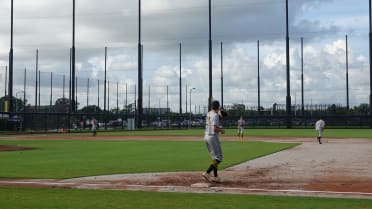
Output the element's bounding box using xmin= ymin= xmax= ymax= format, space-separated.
xmin=211 ymin=100 xmax=220 ymax=110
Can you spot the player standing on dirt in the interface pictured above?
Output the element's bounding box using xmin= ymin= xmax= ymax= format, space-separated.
xmin=315 ymin=117 xmax=325 ymax=144
xmin=202 ymin=100 xmax=225 ymax=183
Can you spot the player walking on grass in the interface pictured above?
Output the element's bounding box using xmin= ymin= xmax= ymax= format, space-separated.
xmin=202 ymin=100 xmax=225 ymax=183
xmin=315 ymin=117 xmax=325 ymax=144
xmin=237 ymin=116 xmax=244 ymax=141
xmin=92 ymin=118 xmax=97 ymax=136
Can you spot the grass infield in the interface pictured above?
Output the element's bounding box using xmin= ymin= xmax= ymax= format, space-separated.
xmin=0 ymin=140 xmax=296 ymax=179
xmin=0 ymin=187 xmax=371 ymax=209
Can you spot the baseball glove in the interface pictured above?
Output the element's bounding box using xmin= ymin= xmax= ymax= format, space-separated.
xmin=218 ymin=109 xmax=228 ymax=119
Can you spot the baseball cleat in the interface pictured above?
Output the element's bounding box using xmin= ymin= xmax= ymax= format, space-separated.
xmin=211 ymin=176 xmax=223 ymax=183
xmin=202 ymin=172 xmax=212 ymax=182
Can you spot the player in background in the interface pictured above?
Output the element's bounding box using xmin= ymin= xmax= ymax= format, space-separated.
xmin=315 ymin=117 xmax=325 ymax=144
xmin=202 ymin=100 xmax=225 ymax=183
xmin=91 ymin=118 xmax=97 ymax=136
xmin=237 ymin=116 xmax=245 ymax=141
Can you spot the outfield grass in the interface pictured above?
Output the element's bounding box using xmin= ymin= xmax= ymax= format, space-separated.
xmin=0 ymin=140 xmax=296 ymax=179
xmin=0 ymin=187 xmax=371 ymax=209
xmin=1 ymin=133 xmax=371 ymax=208
xmin=77 ymin=128 xmax=372 ymax=138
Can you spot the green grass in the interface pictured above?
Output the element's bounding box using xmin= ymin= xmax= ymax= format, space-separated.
xmin=72 ymin=128 xmax=372 ymax=138
xmin=0 ymin=187 xmax=371 ymax=209
xmin=0 ymin=140 xmax=296 ymax=179
xmin=1 ymin=132 xmax=371 ymax=208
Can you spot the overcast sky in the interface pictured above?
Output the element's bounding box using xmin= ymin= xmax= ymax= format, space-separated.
xmin=0 ymin=0 xmax=370 ymax=113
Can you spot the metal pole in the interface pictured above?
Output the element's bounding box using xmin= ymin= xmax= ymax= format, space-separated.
xmin=221 ymin=42 xmax=224 ymax=107
xmin=38 ymin=71 xmax=41 ymax=107
xmin=68 ymin=48 xmax=71 ymax=131
xmin=148 ymin=85 xmax=150 ymax=109
xmin=301 ymin=37 xmax=305 ymax=115
xmin=108 ymin=80 xmax=110 ymax=111
xmin=116 ymin=82 xmax=119 ymax=113
xmin=186 ymin=84 xmax=188 ymax=115
xmin=189 ymin=89 xmax=191 ymax=128
xmin=97 ymin=80 xmax=100 ymax=109
xmin=4 ymin=66 xmax=7 ymax=96
xmin=166 ymin=85 xmax=169 ymax=112
xmin=370 ymin=0 xmax=372 ymax=128
xmin=8 ymin=0 xmax=14 ymax=112
xmin=137 ymin=0 xmax=143 ymax=128
xmin=135 ymin=84 xmax=137 ymax=121
xmin=69 ymin=48 xmax=72 ymax=110
xmin=50 ymin=72 xmax=53 ymax=107
xmin=71 ymin=0 xmax=76 ymax=112
xmin=208 ymin=0 xmax=213 ymax=110
xmin=4 ymin=66 xmax=8 ymax=96
xmin=63 ymin=75 xmax=65 ymax=99
xmin=125 ymin=83 xmax=127 ymax=110
xmin=104 ymin=47 xmax=107 ymax=113
xmin=346 ymin=35 xmax=349 ymax=110
xmin=35 ymin=50 xmax=38 ymax=107
xmin=285 ymin=0 xmax=292 ymax=128
xmin=190 ymin=89 xmax=192 ymax=115
xmin=189 ymin=88 xmax=195 ymax=127
xmin=179 ymin=43 xmax=182 ymax=115
xmin=87 ymin=78 xmax=89 ymax=107
xmin=257 ymin=40 xmax=261 ymax=112
xmin=75 ymin=77 xmax=78 ymax=110
xmin=23 ymin=68 xmax=26 ymax=112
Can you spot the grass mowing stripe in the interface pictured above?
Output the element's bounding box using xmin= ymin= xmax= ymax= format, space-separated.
xmin=0 ymin=187 xmax=371 ymax=209
xmin=0 ymin=140 xmax=297 ymax=179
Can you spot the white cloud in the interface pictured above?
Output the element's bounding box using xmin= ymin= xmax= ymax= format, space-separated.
xmin=152 ymin=65 xmax=178 ymax=86
xmin=263 ymin=51 xmax=285 ymax=69
xmin=324 ymin=39 xmax=345 ymax=55
xmin=0 ymin=0 xmax=370 ymax=110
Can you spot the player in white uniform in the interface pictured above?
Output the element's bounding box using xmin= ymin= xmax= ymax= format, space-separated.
xmin=237 ymin=116 xmax=244 ymax=141
xmin=315 ymin=118 xmax=325 ymax=144
xmin=91 ymin=118 xmax=97 ymax=136
xmin=202 ymin=100 xmax=225 ymax=183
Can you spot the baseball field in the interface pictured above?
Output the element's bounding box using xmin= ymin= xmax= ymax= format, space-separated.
xmin=0 ymin=129 xmax=372 ymax=208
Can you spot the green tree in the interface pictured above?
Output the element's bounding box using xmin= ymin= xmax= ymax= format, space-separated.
xmin=353 ymin=103 xmax=369 ymax=114
xmin=54 ymin=98 xmax=71 ymax=113
xmin=80 ymin=105 xmax=102 ymax=113
xmin=228 ymin=104 xmax=245 ymax=116
xmin=0 ymin=96 xmax=25 ymax=112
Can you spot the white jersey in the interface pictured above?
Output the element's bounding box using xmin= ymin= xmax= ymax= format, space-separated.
xmin=205 ymin=110 xmax=219 ymax=136
xmin=237 ymin=119 xmax=244 ymax=128
xmin=315 ymin=119 xmax=325 ymax=131
xmin=92 ymin=119 xmax=97 ymax=130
